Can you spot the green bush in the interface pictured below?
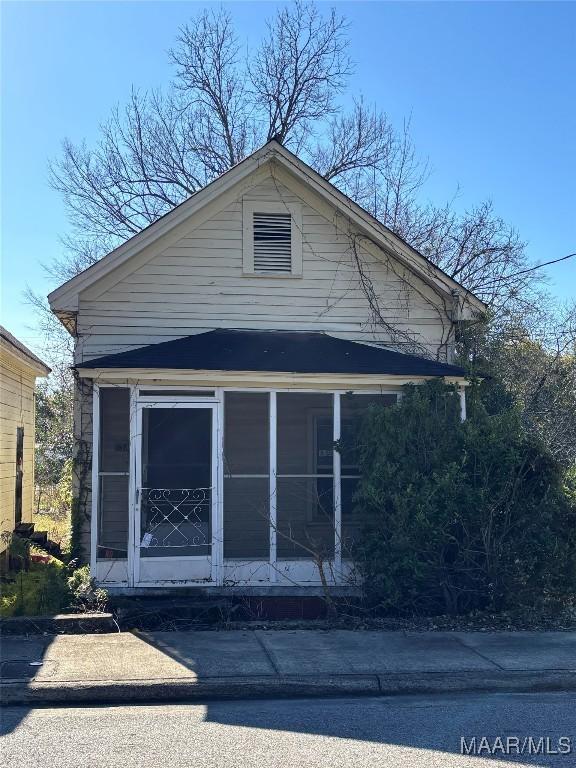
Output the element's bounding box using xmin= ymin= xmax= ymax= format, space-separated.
xmin=0 ymin=559 xmax=108 ymax=617
xmin=0 ymin=558 xmax=71 ymax=617
xmin=353 ymin=380 xmax=576 ymax=615
xmin=67 ymin=565 xmax=108 ymax=612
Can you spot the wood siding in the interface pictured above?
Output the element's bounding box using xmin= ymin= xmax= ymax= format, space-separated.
xmin=75 ymin=175 xmax=454 ymax=364
xmin=0 ymin=356 xmax=38 ymax=548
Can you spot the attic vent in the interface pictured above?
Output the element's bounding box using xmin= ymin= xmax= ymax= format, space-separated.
xmin=253 ymin=212 xmax=292 ymax=273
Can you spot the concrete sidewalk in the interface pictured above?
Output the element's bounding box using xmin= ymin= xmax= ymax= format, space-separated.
xmin=1 ymin=629 xmax=576 ymax=705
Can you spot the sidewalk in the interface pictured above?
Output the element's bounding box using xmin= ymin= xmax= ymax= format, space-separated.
xmin=2 ymin=629 xmax=576 ymax=705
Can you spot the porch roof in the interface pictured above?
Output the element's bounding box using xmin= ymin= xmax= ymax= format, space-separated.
xmin=78 ymin=329 xmax=466 ymax=378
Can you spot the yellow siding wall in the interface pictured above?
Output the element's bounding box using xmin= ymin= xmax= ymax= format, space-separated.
xmin=0 ymin=355 xmax=38 ymax=549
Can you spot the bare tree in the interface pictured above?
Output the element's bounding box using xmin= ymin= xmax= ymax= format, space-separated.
xmin=402 ymin=200 xmax=531 ymax=312
xmin=39 ymin=0 xmax=564 ymax=375
xmin=470 ymin=300 xmax=576 ymax=463
xmin=50 ymin=5 xmax=380 ymax=270
xmin=171 ymin=9 xmax=252 ymax=172
xmin=47 ymin=2 xmax=538 ymax=308
xmin=250 ymin=2 xmax=351 ymax=146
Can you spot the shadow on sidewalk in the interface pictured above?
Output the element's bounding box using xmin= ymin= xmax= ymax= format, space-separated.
xmin=0 ymin=633 xmax=55 ymax=735
xmin=3 ymin=627 xmax=576 ymax=751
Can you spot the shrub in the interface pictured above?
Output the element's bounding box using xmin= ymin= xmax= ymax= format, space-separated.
xmin=353 ymin=380 xmax=576 ymax=615
xmin=0 ymin=559 xmax=108 ymax=617
xmin=67 ymin=565 xmax=108 ymax=612
xmin=0 ymin=557 xmax=71 ymax=617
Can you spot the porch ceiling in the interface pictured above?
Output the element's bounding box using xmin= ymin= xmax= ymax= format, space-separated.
xmin=76 ymin=329 xmax=465 ymax=378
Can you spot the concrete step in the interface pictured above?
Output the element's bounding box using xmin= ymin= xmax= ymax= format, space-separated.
xmin=43 ymin=539 xmax=62 ymax=557
xmin=13 ymin=522 xmax=35 ymax=538
xmin=30 ymin=530 xmax=48 ymax=546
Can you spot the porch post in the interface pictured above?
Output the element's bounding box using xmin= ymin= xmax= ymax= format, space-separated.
xmin=214 ymin=390 xmax=225 ymax=585
xmin=269 ymin=391 xmax=277 ymax=582
xmin=90 ymin=383 xmax=100 ymax=578
xmin=333 ymin=392 xmax=342 ymax=574
xmin=459 ymin=386 xmax=467 ymax=422
xmin=127 ymin=385 xmax=138 ymax=587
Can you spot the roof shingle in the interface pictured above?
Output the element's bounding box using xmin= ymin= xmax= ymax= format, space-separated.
xmin=78 ymin=329 xmax=465 ymax=378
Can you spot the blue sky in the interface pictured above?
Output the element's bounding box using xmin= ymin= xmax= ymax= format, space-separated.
xmin=2 ymin=1 xmax=575 ymax=355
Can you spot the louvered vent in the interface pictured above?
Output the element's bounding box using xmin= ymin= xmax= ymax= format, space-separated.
xmin=253 ymin=212 xmax=292 ymax=273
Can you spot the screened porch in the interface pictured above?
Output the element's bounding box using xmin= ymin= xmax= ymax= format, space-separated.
xmin=92 ymin=386 xmax=398 ymax=589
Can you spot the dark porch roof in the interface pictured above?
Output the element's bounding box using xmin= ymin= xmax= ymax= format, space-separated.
xmin=79 ymin=329 xmax=466 ymax=377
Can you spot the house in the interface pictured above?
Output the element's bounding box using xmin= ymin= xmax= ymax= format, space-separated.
xmin=0 ymin=326 xmax=50 ymax=555
xmin=48 ymin=140 xmax=486 ymax=593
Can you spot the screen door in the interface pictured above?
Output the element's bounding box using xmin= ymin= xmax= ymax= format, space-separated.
xmin=135 ymin=403 xmax=216 ymax=584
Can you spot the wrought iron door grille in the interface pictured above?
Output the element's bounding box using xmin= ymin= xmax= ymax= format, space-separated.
xmin=140 ymin=487 xmax=211 ymax=548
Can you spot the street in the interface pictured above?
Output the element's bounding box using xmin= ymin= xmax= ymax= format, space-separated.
xmin=2 ymin=692 xmax=575 ymax=767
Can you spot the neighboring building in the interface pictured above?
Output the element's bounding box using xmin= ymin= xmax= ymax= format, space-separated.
xmin=0 ymin=327 xmax=50 ymax=552
xmin=48 ymin=140 xmax=486 ymax=592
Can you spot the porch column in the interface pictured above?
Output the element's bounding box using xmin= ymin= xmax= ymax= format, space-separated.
xmin=269 ymin=391 xmax=277 ymax=582
xmin=214 ymin=391 xmax=225 ymax=585
xmin=459 ymin=386 xmax=467 ymax=422
xmin=90 ymin=383 xmax=100 ymax=578
xmin=333 ymin=392 xmax=342 ymax=572
xmin=128 ymin=385 xmax=138 ymax=587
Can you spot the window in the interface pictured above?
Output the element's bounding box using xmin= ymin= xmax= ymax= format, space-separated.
xmin=243 ymin=201 xmax=302 ymax=276
xmin=14 ymin=427 xmax=24 ymax=525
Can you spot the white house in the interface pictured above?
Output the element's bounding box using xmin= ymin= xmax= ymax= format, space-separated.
xmin=48 ymin=140 xmax=485 ymax=593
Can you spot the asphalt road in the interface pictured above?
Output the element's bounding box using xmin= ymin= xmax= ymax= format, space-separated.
xmin=2 ymin=692 xmax=576 ymax=767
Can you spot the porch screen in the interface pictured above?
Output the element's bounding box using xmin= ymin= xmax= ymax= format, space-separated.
xmin=277 ymin=393 xmax=334 ymax=559
xmin=340 ymin=393 xmax=398 ymax=555
xmin=223 ymin=392 xmax=269 ymax=558
xmin=98 ymin=387 xmax=130 ymax=559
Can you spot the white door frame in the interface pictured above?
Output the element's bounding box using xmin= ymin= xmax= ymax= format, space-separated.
xmin=132 ymin=400 xmax=220 ymax=586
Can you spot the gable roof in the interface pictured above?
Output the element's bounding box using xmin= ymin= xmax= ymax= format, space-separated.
xmin=48 ymin=140 xmax=487 ymax=318
xmin=77 ymin=329 xmax=466 ymax=378
xmin=0 ymin=326 xmax=51 ymax=375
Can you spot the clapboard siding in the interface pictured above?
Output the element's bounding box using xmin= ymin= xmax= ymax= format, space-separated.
xmin=76 ymin=175 xmax=453 ymax=363
xmin=0 ymin=361 xmax=38 ymax=548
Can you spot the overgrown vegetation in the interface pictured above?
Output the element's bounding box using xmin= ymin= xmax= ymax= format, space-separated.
xmin=0 ymin=564 xmax=108 ymax=618
xmin=1 ymin=555 xmax=70 ymax=617
xmin=0 ymin=537 xmax=107 ymax=617
xmin=462 ymin=305 xmax=576 ymax=466
xmin=353 ymin=381 xmax=576 ymax=616
xmin=35 ymin=376 xmax=74 ymax=504
xmin=34 ymin=372 xmax=74 ymax=553
xmin=67 ymin=565 xmax=108 ymax=613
